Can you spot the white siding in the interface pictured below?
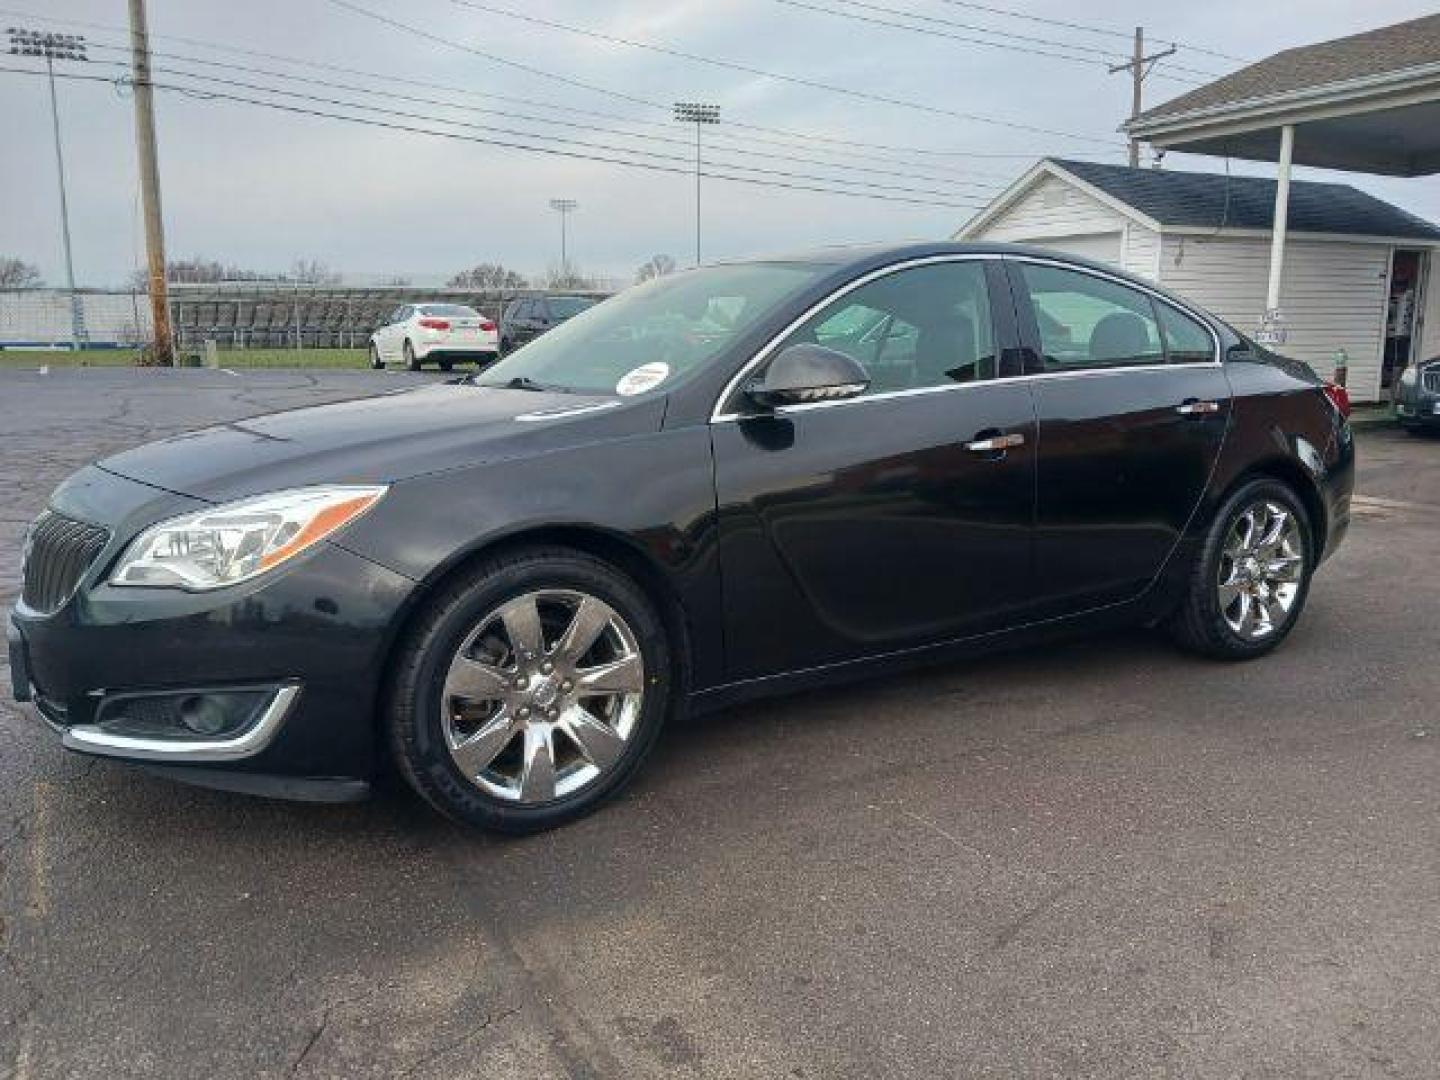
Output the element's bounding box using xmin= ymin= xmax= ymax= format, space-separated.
xmin=1121 ymin=223 xmax=1161 ymax=282
xmin=1156 ymin=234 xmax=1389 ymax=402
xmin=968 ymin=174 xmax=1128 ymax=264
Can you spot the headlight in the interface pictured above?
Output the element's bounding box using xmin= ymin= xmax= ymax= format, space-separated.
xmin=110 ymin=486 xmax=386 ymax=590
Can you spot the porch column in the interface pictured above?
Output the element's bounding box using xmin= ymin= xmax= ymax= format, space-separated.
xmin=1265 ymin=124 xmax=1295 ymax=313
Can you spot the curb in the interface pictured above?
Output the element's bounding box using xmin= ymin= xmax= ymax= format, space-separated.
xmin=1348 ymin=410 xmax=1397 ymax=430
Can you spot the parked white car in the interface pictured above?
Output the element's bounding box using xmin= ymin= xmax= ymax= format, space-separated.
xmin=369 ymin=303 xmax=499 ymax=371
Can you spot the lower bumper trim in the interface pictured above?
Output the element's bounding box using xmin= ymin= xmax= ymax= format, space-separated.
xmin=62 ymin=682 xmax=301 ymax=763
xmin=138 ymin=763 xmax=371 ymax=803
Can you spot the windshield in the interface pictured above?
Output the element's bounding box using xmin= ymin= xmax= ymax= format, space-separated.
xmin=475 ymin=263 xmax=831 ymax=395
xmin=419 ymin=304 xmax=479 ymax=317
xmin=547 ymin=296 xmax=596 ymax=318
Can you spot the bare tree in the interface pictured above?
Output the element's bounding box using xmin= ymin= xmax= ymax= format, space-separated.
xmin=0 ymin=257 xmax=43 ymax=288
xmin=127 ymin=256 xmax=263 ymax=289
xmin=448 ymin=263 xmax=529 ymax=290
xmin=635 ymin=254 xmax=677 ymax=283
xmin=542 ymin=263 xmax=597 ymax=290
xmin=288 ymin=258 xmax=342 ymax=285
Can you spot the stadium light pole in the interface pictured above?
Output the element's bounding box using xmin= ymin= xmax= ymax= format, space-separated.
xmin=549 ymin=198 xmax=578 ymax=279
xmin=8 ymin=27 xmax=88 ymax=351
xmin=673 ymin=103 xmax=719 ymax=266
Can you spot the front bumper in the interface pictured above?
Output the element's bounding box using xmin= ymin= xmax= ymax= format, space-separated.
xmin=9 ymin=469 xmax=418 ymax=795
xmin=1395 ymin=395 xmax=1440 ymax=426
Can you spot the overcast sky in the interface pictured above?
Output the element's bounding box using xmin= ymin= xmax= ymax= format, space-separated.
xmin=2 ymin=0 xmax=1437 ymax=288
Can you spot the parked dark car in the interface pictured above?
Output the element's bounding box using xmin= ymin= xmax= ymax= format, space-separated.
xmin=498 ymin=294 xmax=597 ymax=353
xmin=8 ymin=243 xmax=1353 ymax=832
xmin=1393 ymin=355 xmax=1440 ymax=432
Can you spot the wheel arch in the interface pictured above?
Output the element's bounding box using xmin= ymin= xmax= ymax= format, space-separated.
xmin=373 ymin=524 xmax=693 ymax=735
xmin=1213 ymin=455 xmax=1328 ymax=559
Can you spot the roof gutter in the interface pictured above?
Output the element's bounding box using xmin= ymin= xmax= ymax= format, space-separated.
xmin=1126 ymin=59 xmax=1440 ymax=137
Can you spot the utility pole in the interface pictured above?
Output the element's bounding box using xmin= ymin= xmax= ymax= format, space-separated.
xmin=1110 ymin=27 xmax=1176 ymax=168
xmin=549 ymin=198 xmax=578 ymax=279
xmin=127 ymin=0 xmax=174 ymax=365
xmin=673 ymin=103 xmax=720 ymax=265
xmin=8 ymin=28 xmax=88 ymax=351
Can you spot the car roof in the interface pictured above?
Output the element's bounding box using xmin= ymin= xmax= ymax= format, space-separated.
xmin=713 ymin=239 xmax=1117 ymax=272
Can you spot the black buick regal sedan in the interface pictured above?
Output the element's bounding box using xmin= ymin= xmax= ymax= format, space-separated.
xmin=8 ymin=244 xmax=1353 ymax=832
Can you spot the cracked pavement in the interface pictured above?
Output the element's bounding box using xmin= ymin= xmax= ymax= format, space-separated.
xmin=3 ymin=369 xmax=1440 ymax=1078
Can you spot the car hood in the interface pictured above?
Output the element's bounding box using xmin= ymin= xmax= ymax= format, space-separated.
xmin=98 ymin=382 xmax=663 ymax=504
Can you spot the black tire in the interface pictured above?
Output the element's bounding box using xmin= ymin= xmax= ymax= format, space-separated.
xmin=386 ymin=546 xmax=673 ymax=833
xmin=438 ymin=359 xmax=454 ymax=372
xmin=369 ymin=343 xmax=384 ymax=370
xmin=404 ymin=340 xmax=420 ymax=371
xmin=1168 ymin=477 xmax=1314 ymax=660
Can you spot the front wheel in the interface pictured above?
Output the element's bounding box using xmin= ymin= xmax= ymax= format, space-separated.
xmin=386 ymin=547 xmax=673 ymax=832
xmin=1168 ymin=478 xmax=1314 ymax=659
xmin=369 ymin=343 xmax=384 ymax=369
xmin=404 ymin=340 xmax=420 ymax=371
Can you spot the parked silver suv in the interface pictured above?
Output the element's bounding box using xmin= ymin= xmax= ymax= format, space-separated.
xmin=1394 ymin=356 xmax=1440 ymax=433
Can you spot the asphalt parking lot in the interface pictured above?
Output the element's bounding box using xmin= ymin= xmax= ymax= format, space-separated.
xmin=3 ymin=369 xmax=1439 ymax=1079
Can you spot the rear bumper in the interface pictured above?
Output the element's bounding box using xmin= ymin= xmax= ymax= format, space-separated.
xmin=413 ymin=341 xmax=498 ymax=360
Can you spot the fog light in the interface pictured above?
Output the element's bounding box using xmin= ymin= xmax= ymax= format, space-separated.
xmin=177 ymin=694 xmax=229 ymax=736
xmin=95 ymin=687 xmax=273 ymax=741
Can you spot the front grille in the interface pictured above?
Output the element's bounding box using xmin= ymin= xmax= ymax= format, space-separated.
xmin=20 ymin=510 xmax=111 ymax=615
xmin=1423 ymin=368 xmax=1440 ymax=394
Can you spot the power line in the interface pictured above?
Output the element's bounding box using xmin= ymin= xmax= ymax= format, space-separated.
xmin=77 ymin=42 xmax=1007 ymax=192
xmin=133 ymin=62 xmax=991 ymax=200
xmin=775 ymin=0 xmax=1225 ymax=82
xmin=0 ymin=4 xmax=1099 ymax=170
xmin=405 ymin=0 xmax=1125 ymax=147
xmin=0 ymin=64 xmax=990 ymax=210
xmin=927 ymin=0 xmax=1249 ymax=63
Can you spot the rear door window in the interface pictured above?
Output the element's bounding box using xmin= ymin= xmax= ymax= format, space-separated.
xmin=1018 ymin=263 xmax=1164 ymax=372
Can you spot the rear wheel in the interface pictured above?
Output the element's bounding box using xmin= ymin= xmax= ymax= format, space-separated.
xmin=438 ymin=358 xmax=454 ymax=372
xmin=386 ymin=547 xmax=672 ymax=832
xmin=404 ymin=340 xmax=420 ymax=371
xmin=1169 ymin=478 xmax=1313 ymax=659
xmin=369 ymin=343 xmax=384 ymax=369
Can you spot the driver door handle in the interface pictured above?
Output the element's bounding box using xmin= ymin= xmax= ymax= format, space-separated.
xmin=964 ymin=432 xmax=1025 ymax=452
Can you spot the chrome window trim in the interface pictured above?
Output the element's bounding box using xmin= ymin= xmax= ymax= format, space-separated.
xmin=60 ymin=682 xmax=301 ymax=763
xmin=710 ymin=253 xmax=995 ymax=424
xmin=709 ymin=253 xmax=1222 ymax=424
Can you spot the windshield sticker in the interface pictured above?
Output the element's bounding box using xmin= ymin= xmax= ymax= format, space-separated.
xmin=615 ymin=362 xmax=671 ymax=396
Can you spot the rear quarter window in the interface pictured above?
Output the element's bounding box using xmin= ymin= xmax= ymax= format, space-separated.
xmin=1157 ymin=303 xmax=1215 ymax=363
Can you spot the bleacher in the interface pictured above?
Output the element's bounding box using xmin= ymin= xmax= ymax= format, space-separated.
xmin=166 ymin=284 xmax=611 ymax=351
xmin=0 ymin=285 xmax=612 ymax=350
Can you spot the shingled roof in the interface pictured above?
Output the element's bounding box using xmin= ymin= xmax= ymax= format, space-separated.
xmin=1050 ymin=159 xmax=1440 ymax=240
xmin=1135 ymin=15 xmax=1440 ymax=124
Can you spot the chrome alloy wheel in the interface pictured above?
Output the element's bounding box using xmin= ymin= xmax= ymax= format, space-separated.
xmin=1216 ymin=500 xmax=1305 ymax=641
xmin=440 ymin=589 xmax=645 ymax=803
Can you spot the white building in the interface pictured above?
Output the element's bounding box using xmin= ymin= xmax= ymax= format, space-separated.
xmin=957 ymin=158 xmax=1440 ymax=403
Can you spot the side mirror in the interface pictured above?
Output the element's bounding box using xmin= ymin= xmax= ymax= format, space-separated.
xmin=745 ymin=343 xmax=870 ymax=408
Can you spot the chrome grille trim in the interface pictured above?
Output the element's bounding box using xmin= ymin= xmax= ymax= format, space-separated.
xmin=19 ymin=510 xmax=110 ymax=615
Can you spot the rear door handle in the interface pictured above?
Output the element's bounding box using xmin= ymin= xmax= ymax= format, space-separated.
xmin=964 ymin=432 xmax=1026 ymax=452
xmin=1176 ymin=399 xmax=1220 ymax=416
